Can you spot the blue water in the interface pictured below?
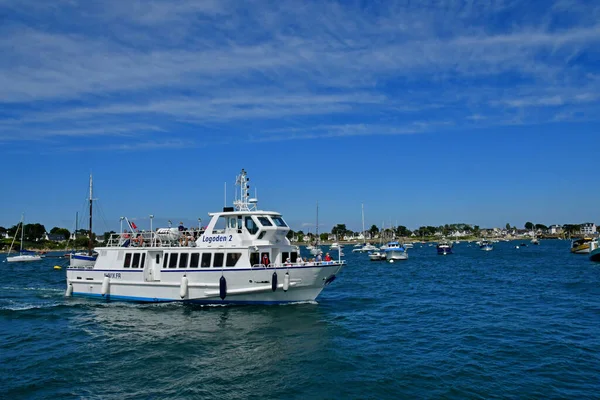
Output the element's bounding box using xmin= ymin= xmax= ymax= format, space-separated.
xmin=1 ymin=240 xmax=599 ymax=399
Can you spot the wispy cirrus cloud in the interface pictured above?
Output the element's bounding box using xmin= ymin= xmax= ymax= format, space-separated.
xmin=1 ymin=0 xmax=599 ymax=151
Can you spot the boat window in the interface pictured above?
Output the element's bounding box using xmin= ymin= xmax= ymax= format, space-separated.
xmin=213 ymin=253 xmax=224 ymax=267
xmin=201 ymin=253 xmax=211 ymax=268
xmin=212 ymin=216 xmax=227 ymax=234
xmin=257 ymin=231 xmax=266 ymax=240
xmin=163 ymin=254 xmax=169 ymax=269
xmin=282 ymin=252 xmax=289 ymax=263
xmin=155 ymin=254 xmax=160 ymax=264
xmin=237 ymin=216 xmax=243 ymax=231
xmin=169 ymin=253 xmax=178 ymax=268
xmin=257 ymin=217 xmax=272 ymax=226
xmin=229 ymin=217 xmax=238 ymax=229
xmin=250 ymin=252 xmax=260 ymax=267
xmin=190 ymin=253 xmax=200 ymax=268
xmin=226 ymin=253 xmax=241 ymax=267
xmin=141 ymin=253 xmax=146 ymax=269
xmin=245 ymin=217 xmax=259 ymax=235
xmin=179 ymin=253 xmax=188 ymax=268
xmin=132 ymin=253 xmax=140 ymax=268
xmin=292 ymin=252 xmax=299 ymax=262
xmin=123 ymin=253 xmax=132 ymax=268
xmin=272 ymin=217 xmax=287 ymax=227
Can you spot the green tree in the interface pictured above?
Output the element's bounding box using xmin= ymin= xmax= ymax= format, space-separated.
xmin=24 ymin=223 xmax=46 ymax=242
xmin=535 ymin=224 xmax=548 ymax=231
xmin=369 ymin=224 xmax=379 ymax=237
xmin=103 ymin=231 xmax=116 ymax=243
xmin=525 ymin=222 xmax=534 ymax=230
xmin=331 ymin=224 xmax=347 ymax=237
xmin=50 ymin=227 xmax=71 ymax=240
xmin=505 ymin=223 xmax=511 ymax=230
xmin=319 ymin=233 xmax=328 ymax=242
xmin=473 ymin=225 xmax=480 ymax=236
xmin=396 ymin=225 xmax=410 ymax=237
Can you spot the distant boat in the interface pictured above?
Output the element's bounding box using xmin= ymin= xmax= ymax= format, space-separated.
xmin=436 ymin=240 xmax=453 ymax=255
xmin=69 ymin=175 xmax=98 ymax=268
xmin=480 ymin=240 xmax=493 ymax=251
xmin=590 ymin=240 xmax=600 ymax=262
xmin=368 ymin=250 xmax=386 ymax=261
xmin=6 ymin=213 xmax=42 ymax=263
xmin=385 ymin=241 xmax=408 ymax=262
xmin=570 ymin=237 xmax=594 ymax=254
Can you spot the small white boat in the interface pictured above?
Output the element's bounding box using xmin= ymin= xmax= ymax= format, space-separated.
xmin=570 ymin=237 xmax=594 ymax=254
xmin=385 ymin=241 xmax=408 ymax=262
xmin=6 ymin=214 xmax=42 ymax=263
xmin=480 ymin=240 xmax=493 ymax=251
xmin=65 ymin=169 xmax=346 ymax=304
xmin=368 ymin=251 xmax=386 ymax=261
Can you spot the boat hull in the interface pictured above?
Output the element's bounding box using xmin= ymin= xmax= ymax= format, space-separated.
xmin=590 ymin=248 xmax=600 ymax=262
xmin=571 ymin=244 xmax=591 ymax=254
xmin=6 ymin=255 xmax=42 ymax=262
xmin=385 ymin=250 xmax=408 ymax=261
xmin=436 ymin=246 xmax=452 ymax=255
xmin=66 ymin=263 xmax=344 ymax=304
xmin=69 ymin=253 xmax=97 ymax=268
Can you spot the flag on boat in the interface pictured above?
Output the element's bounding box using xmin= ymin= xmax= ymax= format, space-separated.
xmin=131 ymin=221 xmax=137 ymax=230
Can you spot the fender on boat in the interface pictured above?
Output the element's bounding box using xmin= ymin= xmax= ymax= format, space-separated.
xmin=219 ymin=276 xmax=227 ymax=300
xmin=101 ymin=276 xmax=110 ymax=296
xmin=283 ymin=272 xmax=290 ymax=292
xmin=271 ymin=271 xmax=278 ymax=292
xmin=180 ymin=276 xmax=189 ymax=299
xmin=65 ymin=283 xmax=73 ymax=297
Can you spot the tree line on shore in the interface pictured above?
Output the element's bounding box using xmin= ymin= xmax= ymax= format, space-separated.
xmin=0 ymin=220 xmax=589 ymax=250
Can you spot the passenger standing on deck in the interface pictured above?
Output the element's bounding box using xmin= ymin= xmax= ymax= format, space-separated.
xmin=324 ymin=253 xmax=332 ymax=261
xmin=262 ymin=253 xmax=270 ymax=267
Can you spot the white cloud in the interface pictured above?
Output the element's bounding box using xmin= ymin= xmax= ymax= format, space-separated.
xmin=1 ymin=0 xmax=599 ymax=150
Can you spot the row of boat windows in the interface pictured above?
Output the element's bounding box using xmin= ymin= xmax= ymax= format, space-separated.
xmin=216 ymin=215 xmax=288 ymax=235
xmin=122 ymin=250 xmax=299 ymax=269
xmin=121 ymin=252 xmax=242 ymax=268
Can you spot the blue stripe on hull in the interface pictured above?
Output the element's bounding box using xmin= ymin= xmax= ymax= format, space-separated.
xmin=71 ymin=292 xmax=301 ymax=305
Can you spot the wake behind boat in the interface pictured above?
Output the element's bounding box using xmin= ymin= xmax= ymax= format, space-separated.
xmin=65 ymin=169 xmax=346 ymax=305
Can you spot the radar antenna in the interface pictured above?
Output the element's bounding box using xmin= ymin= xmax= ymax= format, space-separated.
xmin=233 ymin=169 xmax=257 ymax=211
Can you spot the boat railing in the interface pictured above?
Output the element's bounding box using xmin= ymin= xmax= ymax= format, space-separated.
xmin=251 ymin=260 xmax=346 ymax=269
xmin=105 ymin=230 xmax=203 ymax=248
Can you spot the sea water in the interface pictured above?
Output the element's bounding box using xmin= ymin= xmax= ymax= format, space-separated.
xmin=1 ymin=240 xmax=599 ymax=399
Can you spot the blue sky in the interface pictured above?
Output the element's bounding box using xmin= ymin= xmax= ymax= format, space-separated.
xmin=1 ymin=0 xmax=599 ymax=234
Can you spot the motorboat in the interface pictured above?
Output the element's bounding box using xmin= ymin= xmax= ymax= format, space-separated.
xmin=368 ymin=251 xmax=386 ymax=261
xmin=571 ymin=237 xmax=594 ymax=254
xmin=590 ymin=240 xmax=600 ymax=262
xmin=6 ymin=214 xmax=42 ymax=263
xmin=480 ymin=240 xmax=493 ymax=251
xmin=65 ymin=169 xmax=346 ymax=305
xmin=436 ymin=241 xmax=453 ymax=255
xmin=384 ymin=241 xmax=408 ymax=262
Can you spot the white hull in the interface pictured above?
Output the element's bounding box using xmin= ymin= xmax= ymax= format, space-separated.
xmin=69 ymin=253 xmax=97 ymax=268
xmin=67 ymin=262 xmax=343 ymax=304
xmin=385 ymin=250 xmax=408 ymax=262
xmin=6 ymin=254 xmax=42 ymax=262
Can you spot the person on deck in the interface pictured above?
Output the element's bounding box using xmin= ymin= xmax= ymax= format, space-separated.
xmin=262 ymin=253 xmax=270 ymax=267
xmin=324 ymin=253 xmax=332 ymax=261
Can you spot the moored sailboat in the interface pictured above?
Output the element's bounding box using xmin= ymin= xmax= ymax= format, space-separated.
xmin=6 ymin=213 xmax=42 ymax=263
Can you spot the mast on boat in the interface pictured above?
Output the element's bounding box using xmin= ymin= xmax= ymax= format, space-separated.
xmin=88 ymin=174 xmax=93 ymax=256
xmin=361 ymin=203 xmax=366 ymax=245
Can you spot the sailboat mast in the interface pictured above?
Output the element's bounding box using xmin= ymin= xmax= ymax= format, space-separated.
xmin=19 ymin=213 xmax=24 ymax=254
xmin=361 ymin=203 xmax=365 ymax=245
xmin=88 ymin=174 xmax=93 ymax=256
xmin=316 ymin=201 xmax=319 ymax=243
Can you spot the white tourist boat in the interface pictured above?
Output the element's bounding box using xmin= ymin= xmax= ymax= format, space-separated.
xmin=384 ymin=241 xmax=408 ymax=262
xmin=6 ymin=214 xmax=42 ymax=263
xmin=65 ymin=169 xmax=346 ymax=304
